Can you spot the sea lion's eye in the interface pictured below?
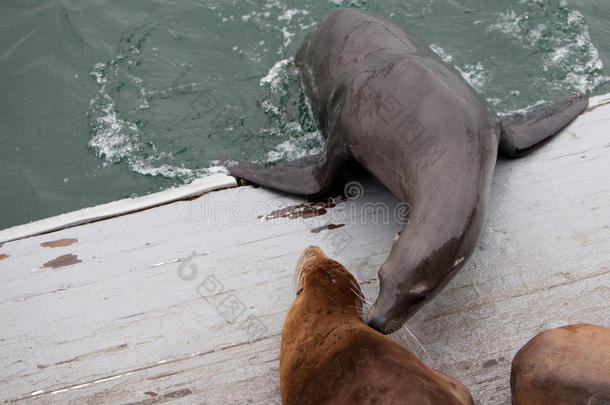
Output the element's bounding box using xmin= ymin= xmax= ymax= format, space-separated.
xmin=296 ymin=287 xmax=304 ymax=296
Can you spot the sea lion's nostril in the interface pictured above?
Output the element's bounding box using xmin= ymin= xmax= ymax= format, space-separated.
xmin=414 ymin=293 xmax=429 ymax=305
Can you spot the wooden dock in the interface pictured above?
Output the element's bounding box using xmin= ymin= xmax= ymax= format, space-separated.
xmin=1 ymin=94 xmax=609 ymax=404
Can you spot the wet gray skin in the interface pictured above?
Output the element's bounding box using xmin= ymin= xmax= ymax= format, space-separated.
xmin=229 ymin=9 xmax=588 ymax=334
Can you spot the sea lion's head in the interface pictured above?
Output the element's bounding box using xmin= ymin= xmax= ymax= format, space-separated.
xmin=294 ymin=245 xmax=364 ymax=314
xmin=367 ymin=235 xmax=467 ymax=334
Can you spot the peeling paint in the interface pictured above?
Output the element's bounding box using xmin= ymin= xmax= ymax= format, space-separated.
xmin=15 ymin=285 xmax=81 ymax=302
xmin=261 ymin=204 xmax=327 ymax=220
xmin=42 ymin=254 xmax=82 ymax=269
xmin=482 ymin=359 xmax=498 ymax=368
xmin=259 ymin=197 xmax=346 ymax=221
xmin=37 ymin=344 xmax=129 ymax=369
xmin=148 ymin=370 xmax=180 ymax=380
xmin=0 ymin=254 xmax=9 ymax=261
xmin=164 ymin=389 xmax=192 ymax=399
xmin=41 ymin=238 xmax=78 ymax=248
xmin=310 ymin=224 xmax=345 ymax=233
xmin=585 ymin=100 xmax=610 ymax=113
xmin=125 ymin=388 xmax=192 ymax=405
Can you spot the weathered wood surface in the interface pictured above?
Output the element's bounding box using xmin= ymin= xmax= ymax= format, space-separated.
xmin=0 ymin=95 xmax=609 ymax=404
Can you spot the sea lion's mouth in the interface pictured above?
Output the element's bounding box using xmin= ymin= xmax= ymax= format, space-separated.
xmin=369 ymin=320 xmax=404 ymax=335
xmin=381 ymin=322 xmax=404 ymax=335
xmin=367 ymin=306 xmax=406 ymax=335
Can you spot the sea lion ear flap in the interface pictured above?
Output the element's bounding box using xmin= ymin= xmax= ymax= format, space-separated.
xmin=499 ymin=94 xmax=588 ymax=158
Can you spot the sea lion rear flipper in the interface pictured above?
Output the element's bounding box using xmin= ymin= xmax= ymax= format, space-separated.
xmin=228 ymin=153 xmax=342 ymax=196
xmin=499 ymin=94 xmax=588 ymax=157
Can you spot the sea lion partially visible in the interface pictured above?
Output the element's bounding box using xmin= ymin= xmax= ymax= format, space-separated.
xmin=280 ymin=246 xmax=475 ymax=405
xmin=230 ymin=9 xmax=588 ymax=333
xmin=511 ymin=324 xmax=610 ymax=405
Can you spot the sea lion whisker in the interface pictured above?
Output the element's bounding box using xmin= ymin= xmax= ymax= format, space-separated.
xmin=393 ymin=328 xmax=415 ymax=353
xmin=403 ymin=326 xmax=431 ymax=361
xmin=349 ymin=287 xmax=372 ymax=305
xmin=347 ymin=304 xmax=369 ymax=321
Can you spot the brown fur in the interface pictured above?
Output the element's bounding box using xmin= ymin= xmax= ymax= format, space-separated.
xmin=280 ymin=246 xmax=475 ymax=405
xmin=511 ymin=324 xmax=610 ymax=405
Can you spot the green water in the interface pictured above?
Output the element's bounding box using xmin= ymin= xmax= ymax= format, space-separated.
xmin=1 ymin=0 xmax=608 ymax=230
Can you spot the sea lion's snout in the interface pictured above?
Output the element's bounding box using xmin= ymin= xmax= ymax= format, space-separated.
xmin=367 ymin=285 xmax=406 ymax=334
xmin=294 ymin=245 xmax=327 ymax=289
xmin=368 ymin=267 xmax=433 ymax=334
xmin=367 ymin=304 xmax=407 ymax=335
xmin=296 ymin=245 xmax=327 ymax=268
xmin=367 ymin=310 xmax=389 ymax=333
xmin=368 ymin=289 xmax=432 ymax=334
xmin=294 ymin=246 xmax=363 ymax=301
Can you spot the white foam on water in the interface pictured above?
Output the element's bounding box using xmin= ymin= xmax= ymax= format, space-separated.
xmin=266 ymin=130 xmax=324 ymax=162
xmin=261 ymin=99 xmax=280 ymax=116
xmin=88 ymin=30 xmax=211 ymax=182
xmin=488 ymin=6 xmax=608 ymax=96
xmin=224 ymin=3 xmax=321 ymax=179
xmin=498 ymin=99 xmax=548 ymax=117
xmin=258 ymin=55 xmax=323 ymax=165
xmin=554 ymin=10 xmax=608 ymax=93
xmin=429 ymin=44 xmax=454 ymax=64
xmin=278 ymin=9 xmax=309 ymax=22
xmin=89 ymin=63 xmax=141 ymax=164
xmin=457 ymin=62 xmax=486 ymax=92
xmin=487 ymin=97 xmax=502 ymax=106
xmin=129 ymin=162 xmax=195 ymax=178
xmin=260 ymin=58 xmax=293 ymax=90
xmin=527 ymin=23 xmax=546 ymax=44
xmin=238 ymin=1 xmax=313 ymax=55
xmin=487 ymin=10 xmax=523 ymax=37
xmin=430 ymin=44 xmax=486 ymax=92
xmin=281 ymin=26 xmax=295 ymax=48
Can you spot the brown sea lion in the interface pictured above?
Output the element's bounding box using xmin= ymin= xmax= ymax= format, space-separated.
xmin=280 ymin=246 xmax=475 ymax=405
xmin=511 ymin=323 xmax=610 ymax=405
xmin=229 ymin=9 xmax=588 ymax=334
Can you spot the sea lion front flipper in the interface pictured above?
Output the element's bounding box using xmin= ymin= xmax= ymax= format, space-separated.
xmin=499 ymin=94 xmax=588 ymax=157
xmin=228 ymin=152 xmax=344 ymax=196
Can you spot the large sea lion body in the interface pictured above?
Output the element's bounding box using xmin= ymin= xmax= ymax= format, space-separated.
xmin=230 ymin=9 xmax=588 ymax=333
xmin=280 ymin=246 xmax=475 ymax=405
xmin=511 ymin=324 xmax=610 ymax=405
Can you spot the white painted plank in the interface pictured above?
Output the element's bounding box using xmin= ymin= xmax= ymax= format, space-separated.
xmin=0 ymin=96 xmax=609 ymax=404
xmin=0 ymin=174 xmax=237 ymax=244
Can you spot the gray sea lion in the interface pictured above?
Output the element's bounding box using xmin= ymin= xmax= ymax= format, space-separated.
xmin=511 ymin=324 xmax=610 ymax=405
xmin=280 ymin=246 xmax=475 ymax=405
xmin=230 ymin=9 xmax=588 ymax=333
